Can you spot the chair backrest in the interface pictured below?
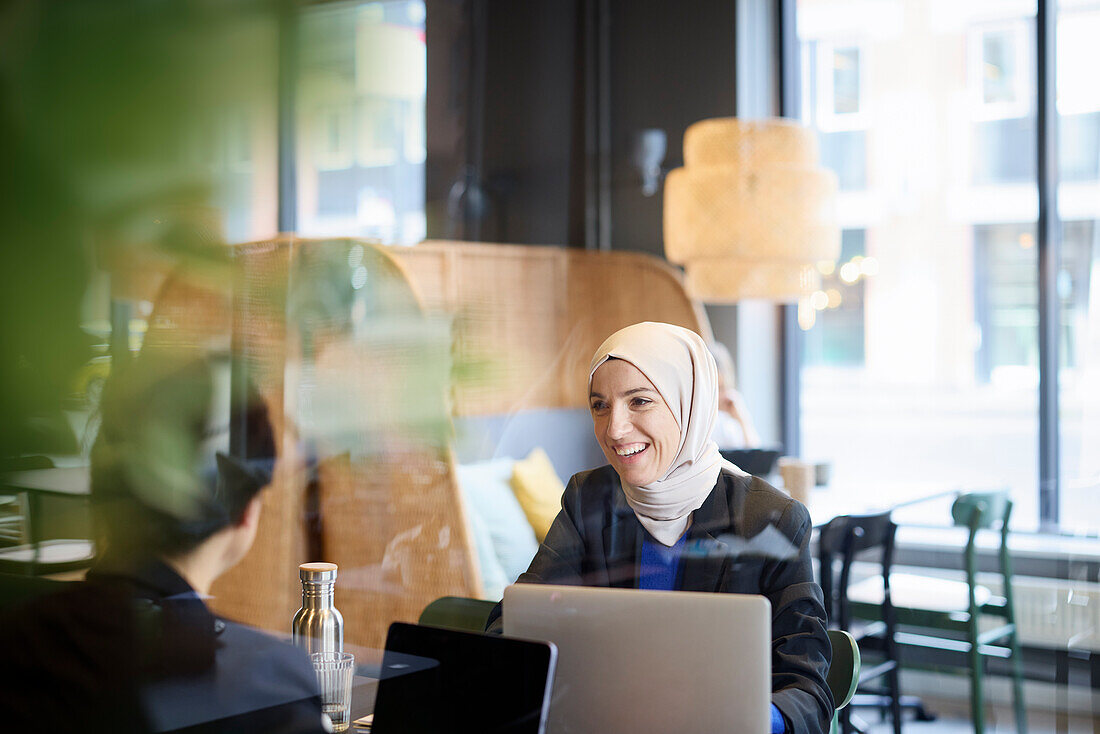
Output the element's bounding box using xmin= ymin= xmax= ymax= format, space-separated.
xmin=825 ymin=629 xmax=861 ymax=710
xmin=951 ymin=491 xmax=1014 ymax=607
xmin=817 ymin=512 xmax=896 ymax=629
xmin=951 ymin=491 xmax=1011 ymax=530
xmin=419 ymin=596 xmax=498 ymax=633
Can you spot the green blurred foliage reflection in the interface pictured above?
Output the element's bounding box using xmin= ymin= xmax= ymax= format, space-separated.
xmin=0 ymin=0 xmax=281 ymax=463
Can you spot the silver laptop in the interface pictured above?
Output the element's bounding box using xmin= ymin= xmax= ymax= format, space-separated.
xmin=503 ymin=585 xmax=771 ymax=734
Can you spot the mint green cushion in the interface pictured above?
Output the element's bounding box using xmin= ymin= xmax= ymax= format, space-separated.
xmin=456 ymin=458 xmax=539 ymax=588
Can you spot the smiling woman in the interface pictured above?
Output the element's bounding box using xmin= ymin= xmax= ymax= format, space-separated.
xmin=588 ymin=358 xmax=681 ymax=488
xmin=486 ymin=321 xmax=835 ymax=734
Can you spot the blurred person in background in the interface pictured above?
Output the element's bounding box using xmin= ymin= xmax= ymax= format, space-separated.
xmin=0 ymin=350 xmax=326 ymax=734
xmin=708 ymin=341 xmax=761 ymax=449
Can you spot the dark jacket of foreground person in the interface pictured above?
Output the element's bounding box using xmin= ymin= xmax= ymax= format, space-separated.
xmin=0 ymin=559 xmax=325 ymax=734
xmin=0 ymin=350 xmax=325 ymax=733
xmin=488 ymin=466 xmax=834 ymax=734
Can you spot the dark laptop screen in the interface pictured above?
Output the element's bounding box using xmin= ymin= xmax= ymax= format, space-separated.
xmin=371 ymin=622 xmax=556 ymax=734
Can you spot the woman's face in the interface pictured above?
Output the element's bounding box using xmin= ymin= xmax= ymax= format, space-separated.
xmin=589 ymin=359 xmax=681 ymax=486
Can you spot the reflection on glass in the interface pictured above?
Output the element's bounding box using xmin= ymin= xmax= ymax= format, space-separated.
xmin=832 ymin=47 xmax=861 ymax=115
xmin=981 ymin=28 xmax=1021 ymax=105
xmin=297 ymin=1 xmax=427 ymax=244
xmin=797 ymin=0 xmax=1041 ymax=528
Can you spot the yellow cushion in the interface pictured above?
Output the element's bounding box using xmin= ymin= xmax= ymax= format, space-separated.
xmin=510 ymin=448 xmax=565 ymax=543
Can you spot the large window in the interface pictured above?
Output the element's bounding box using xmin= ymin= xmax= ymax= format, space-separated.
xmin=800 ymin=39 xmax=868 ymax=189
xmin=1057 ymin=2 xmax=1100 ymax=535
xmin=297 ymin=1 xmax=426 ymax=243
xmin=802 ymin=229 xmax=868 ymax=366
xmin=796 ymin=0 xmax=1100 ymax=533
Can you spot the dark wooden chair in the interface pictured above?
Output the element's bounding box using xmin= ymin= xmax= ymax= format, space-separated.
xmin=818 ymin=512 xmax=905 ymax=734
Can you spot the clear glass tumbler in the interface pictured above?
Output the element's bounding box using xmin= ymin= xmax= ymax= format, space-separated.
xmin=311 ymin=651 xmax=355 ymax=732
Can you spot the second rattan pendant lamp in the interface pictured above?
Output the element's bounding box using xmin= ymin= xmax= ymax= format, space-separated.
xmin=663 ymin=118 xmax=840 ymax=304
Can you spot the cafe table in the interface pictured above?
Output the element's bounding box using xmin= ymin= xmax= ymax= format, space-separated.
xmin=347 ymin=644 xmax=383 ymax=721
xmin=0 ymin=466 xmax=94 ymax=574
xmin=800 ymin=480 xmax=960 ymax=529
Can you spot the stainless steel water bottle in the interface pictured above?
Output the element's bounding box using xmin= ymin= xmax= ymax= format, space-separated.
xmin=292 ymin=562 xmax=344 ymax=655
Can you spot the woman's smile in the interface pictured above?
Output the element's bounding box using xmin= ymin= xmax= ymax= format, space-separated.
xmin=589 ymin=359 xmax=680 ymax=487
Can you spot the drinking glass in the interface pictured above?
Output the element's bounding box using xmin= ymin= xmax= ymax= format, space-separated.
xmin=311 ymin=651 xmax=355 ymax=732
xmin=778 ymin=457 xmax=815 ymax=504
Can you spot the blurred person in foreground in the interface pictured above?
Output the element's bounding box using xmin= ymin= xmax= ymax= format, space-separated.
xmin=0 ymin=350 xmax=326 ymax=734
xmin=487 ymin=322 xmax=832 ymax=734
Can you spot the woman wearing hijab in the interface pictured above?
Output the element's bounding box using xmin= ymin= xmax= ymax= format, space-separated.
xmin=486 ymin=322 xmax=832 ymax=734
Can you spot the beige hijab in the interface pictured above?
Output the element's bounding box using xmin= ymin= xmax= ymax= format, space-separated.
xmin=589 ymin=322 xmax=746 ymax=546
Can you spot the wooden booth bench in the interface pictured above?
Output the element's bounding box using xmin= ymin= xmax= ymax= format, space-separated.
xmin=198 ymin=238 xmax=711 ymax=649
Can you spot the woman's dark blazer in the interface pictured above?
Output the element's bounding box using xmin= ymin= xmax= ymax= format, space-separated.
xmin=487 ymin=464 xmax=834 ymax=734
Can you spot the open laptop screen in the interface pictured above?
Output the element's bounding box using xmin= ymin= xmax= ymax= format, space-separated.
xmin=371 ymin=622 xmax=557 ymax=734
xmin=504 ymin=585 xmax=771 ymax=734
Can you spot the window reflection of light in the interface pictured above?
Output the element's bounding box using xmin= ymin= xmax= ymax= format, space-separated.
xmin=817 ymin=260 xmax=836 ymax=276
xmin=860 ymin=256 xmax=879 ymax=276
xmin=811 ymin=290 xmax=829 ymax=310
xmin=348 ymin=244 xmax=365 ymax=269
xmin=360 ymin=4 xmax=384 ymax=23
xmin=1018 ymin=232 xmax=1035 ymax=249
xmin=826 ymin=289 xmax=842 ymax=308
xmin=839 ymin=262 xmax=861 ymax=283
xmin=351 ymin=265 xmax=368 ymax=290
xmin=351 ymin=297 xmax=367 ymax=325
xmin=798 ymin=298 xmax=816 ymax=331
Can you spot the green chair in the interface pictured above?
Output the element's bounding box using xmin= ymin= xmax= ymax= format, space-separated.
xmin=418 ymin=595 xmax=498 ymax=633
xmin=827 ymin=629 xmax=861 ymax=734
xmin=847 ymin=492 xmax=1027 ymax=734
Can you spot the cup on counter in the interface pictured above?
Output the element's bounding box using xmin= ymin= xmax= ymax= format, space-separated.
xmin=312 ymin=652 xmax=355 ymax=733
xmin=777 ymin=457 xmax=815 ymax=504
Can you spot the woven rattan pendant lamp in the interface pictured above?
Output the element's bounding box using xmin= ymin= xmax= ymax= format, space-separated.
xmin=663 ymin=118 xmax=840 ymax=303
